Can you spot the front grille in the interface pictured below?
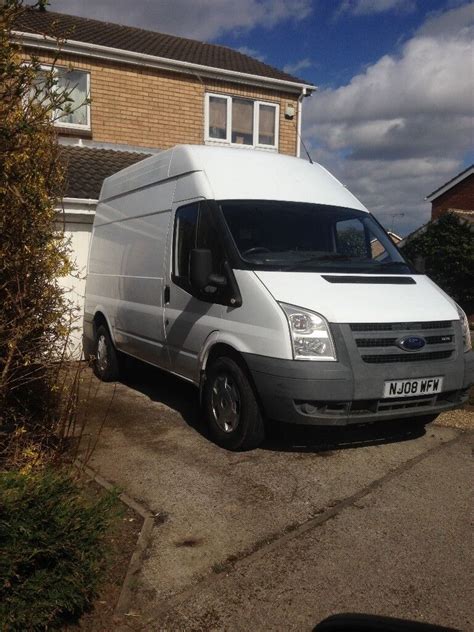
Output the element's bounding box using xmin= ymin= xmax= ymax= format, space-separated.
xmin=351 ymin=321 xmax=451 ymax=332
xmin=355 ymin=334 xmax=453 ymax=348
xmin=356 ymin=337 xmax=398 ymax=347
xmin=361 ymin=350 xmax=453 ymax=364
xmin=425 ymin=335 xmax=454 ymax=344
xmin=349 ymin=320 xmax=456 ymax=364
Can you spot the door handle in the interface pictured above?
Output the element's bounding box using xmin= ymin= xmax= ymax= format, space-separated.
xmin=164 ymin=285 xmax=170 ymax=304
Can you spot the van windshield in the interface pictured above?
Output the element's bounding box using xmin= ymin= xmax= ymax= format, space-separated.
xmin=219 ymin=201 xmax=411 ymax=274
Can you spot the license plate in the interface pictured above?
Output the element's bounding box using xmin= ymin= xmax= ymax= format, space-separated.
xmin=383 ymin=377 xmax=443 ymax=398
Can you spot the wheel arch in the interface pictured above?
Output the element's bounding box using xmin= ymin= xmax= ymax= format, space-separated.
xmin=198 ymin=336 xmax=260 ymax=409
xmin=198 ymin=332 xmax=254 ymax=379
xmin=92 ymin=309 xmax=116 ymax=345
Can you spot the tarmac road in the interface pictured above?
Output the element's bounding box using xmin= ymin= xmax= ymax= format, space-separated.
xmin=80 ymin=362 xmax=473 ymax=631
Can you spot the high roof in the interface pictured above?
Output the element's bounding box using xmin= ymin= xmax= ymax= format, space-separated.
xmin=14 ymin=8 xmax=314 ymax=92
xmin=100 ymin=144 xmax=366 ymax=212
xmin=426 ymin=164 xmax=474 ymax=202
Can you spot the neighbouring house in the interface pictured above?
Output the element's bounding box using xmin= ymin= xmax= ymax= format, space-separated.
xmin=398 ymin=166 xmax=473 ymax=323
xmin=427 ymin=164 xmax=474 ymax=223
xmin=14 ymin=7 xmax=315 ymax=346
xmin=400 ymin=165 xmax=474 ymax=249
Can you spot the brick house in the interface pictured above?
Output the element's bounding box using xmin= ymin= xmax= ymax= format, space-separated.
xmin=427 ymin=164 xmax=474 ymax=223
xmin=14 ymin=8 xmax=314 ymax=344
xmin=400 ymin=164 xmax=474 ymax=249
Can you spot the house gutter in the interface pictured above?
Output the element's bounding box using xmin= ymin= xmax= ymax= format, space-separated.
xmin=14 ymin=31 xmax=317 ymax=95
xmin=55 ymin=197 xmax=98 ymax=223
xmin=63 ymin=197 xmax=99 ymax=207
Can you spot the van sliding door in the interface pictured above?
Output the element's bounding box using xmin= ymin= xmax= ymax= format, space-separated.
xmin=110 ymin=199 xmax=173 ymax=371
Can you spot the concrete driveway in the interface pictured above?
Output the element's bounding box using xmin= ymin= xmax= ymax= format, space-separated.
xmin=80 ymin=361 xmax=473 ymax=631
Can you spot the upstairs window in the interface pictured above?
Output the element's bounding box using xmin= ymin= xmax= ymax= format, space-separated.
xmin=205 ymin=93 xmax=279 ymax=150
xmin=32 ymin=66 xmax=90 ymax=129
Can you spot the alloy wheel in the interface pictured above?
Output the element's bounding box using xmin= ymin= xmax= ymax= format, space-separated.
xmin=211 ymin=372 xmax=241 ymax=433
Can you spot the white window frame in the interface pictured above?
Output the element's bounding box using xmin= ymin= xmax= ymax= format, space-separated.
xmin=37 ymin=64 xmax=91 ymax=131
xmin=204 ymin=93 xmax=279 ymax=151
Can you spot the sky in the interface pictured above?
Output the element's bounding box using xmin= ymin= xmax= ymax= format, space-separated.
xmin=45 ymin=0 xmax=473 ymax=235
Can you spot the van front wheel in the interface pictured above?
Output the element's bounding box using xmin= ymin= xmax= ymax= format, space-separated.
xmin=93 ymin=324 xmax=121 ymax=382
xmin=203 ymin=356 xmax=265 ymax=451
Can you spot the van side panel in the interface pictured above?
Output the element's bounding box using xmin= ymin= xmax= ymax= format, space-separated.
xmin=86 ymin=179 xmax=175 ymax=368
xmin=98 ymin=150 xmax=174 ymax=216
xmin=172 ymin=171 xmax=214 ymax=203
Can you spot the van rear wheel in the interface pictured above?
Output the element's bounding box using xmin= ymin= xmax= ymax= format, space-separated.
xmin=93 ymin=324 xmax=121 ymax=382
xmin=203 ymin=356 xmax=265 ymax=451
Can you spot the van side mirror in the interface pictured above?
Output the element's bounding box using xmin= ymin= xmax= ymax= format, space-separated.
xmin=190 ymin=249 xmax=227 ymax=291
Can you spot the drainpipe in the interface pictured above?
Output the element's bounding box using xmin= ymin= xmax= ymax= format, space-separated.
xmin=296 ymin=87 xmax=307 ymax=158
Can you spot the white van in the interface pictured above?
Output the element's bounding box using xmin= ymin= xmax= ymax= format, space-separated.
xmin=84 ymin=145 xmax=473 ymax=450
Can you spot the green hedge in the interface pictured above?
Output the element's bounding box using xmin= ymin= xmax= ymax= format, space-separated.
xmin=0 ymin=469 xmax=119 ymax=631
xmin=400 ymin=212 xmax=473 ymax=320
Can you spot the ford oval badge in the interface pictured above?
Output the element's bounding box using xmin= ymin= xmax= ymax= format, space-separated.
xmin=397 ymin=335 xmax=426 ymax=351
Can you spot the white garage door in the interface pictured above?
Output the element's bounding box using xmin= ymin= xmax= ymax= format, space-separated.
xmin=57 ymin=208 xmax=95 ymax=357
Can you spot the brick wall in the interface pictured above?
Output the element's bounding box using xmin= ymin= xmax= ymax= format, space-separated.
xmin=431 ymin=174 xmax=474 ymax=220
xmin=27 ymin=49 xmax=300 ymax=155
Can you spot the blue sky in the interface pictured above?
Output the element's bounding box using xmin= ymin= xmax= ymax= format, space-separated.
xmin=50 ymin=0 xmax=474 ymax=235
xmin=222 ymin=1 xmax=447 ymax=89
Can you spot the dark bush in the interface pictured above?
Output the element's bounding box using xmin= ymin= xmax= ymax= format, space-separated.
xmin=0 ymin=469 xmax=120 ymax=630
xmin=400 ymin=212 xmax=474 ymax=320
xmin=1 ymin=1 xmax=83 ymax=450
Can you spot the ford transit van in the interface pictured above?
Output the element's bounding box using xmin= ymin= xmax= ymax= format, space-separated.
xmin=83 ymin=145 xmax=473 ymax=450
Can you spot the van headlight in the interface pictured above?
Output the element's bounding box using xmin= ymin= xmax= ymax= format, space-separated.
xmin=456 ymin=303 xmax=472 ymax=352
xmin=280 ymin=303 xmax=337 ymax=361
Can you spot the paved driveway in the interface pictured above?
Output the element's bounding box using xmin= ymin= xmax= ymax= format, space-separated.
xmin=80 ymin=362 xmax=473 ymax=631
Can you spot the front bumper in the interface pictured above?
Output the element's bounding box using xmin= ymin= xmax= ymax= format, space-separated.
xmin=244 ymin=323 xmax=474 ymax=426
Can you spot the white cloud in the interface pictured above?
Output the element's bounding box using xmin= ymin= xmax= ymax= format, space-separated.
xmin=49 ymin=0 xmax=313 ymax=40
xmin=283 ymin=57 xmax=312 ymax=75
xmin=303 ymin=3 xmax=474 ymax=235
xmin=337 ymin=0 xmax=416 ymax=16
xmin=416 ymin=1 xmax=474 ymax=37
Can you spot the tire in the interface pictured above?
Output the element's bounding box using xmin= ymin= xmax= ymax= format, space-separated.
xmin=93 ymin=324 xmax=121 ymax=382
xmin=203 ymin=355 xmax=265 ymax=451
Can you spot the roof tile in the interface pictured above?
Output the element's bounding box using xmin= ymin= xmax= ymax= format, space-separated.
xmin=59 ymin=146 xmax=150 ymax=199
xmin=15 ymin=8 xmax=310 ymax=86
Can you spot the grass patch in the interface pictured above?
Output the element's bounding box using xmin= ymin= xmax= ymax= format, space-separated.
xmin=0 ymin=468 xmax=120 ymax=631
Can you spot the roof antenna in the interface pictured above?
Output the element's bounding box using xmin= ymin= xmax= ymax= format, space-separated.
xmin=299 ymin=134 xmax=313 ymax=164
xmin=290 ymin=105 xmax=313 ymax=164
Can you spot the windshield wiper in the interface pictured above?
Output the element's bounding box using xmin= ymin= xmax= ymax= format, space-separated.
xmin=286 ymin=254 xmax=352 ymax=271
xmin=372 ymin=261 xmax=409 ymax=270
